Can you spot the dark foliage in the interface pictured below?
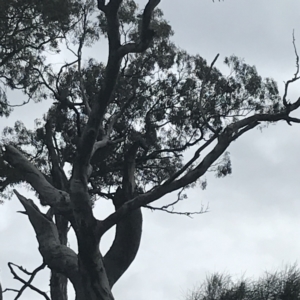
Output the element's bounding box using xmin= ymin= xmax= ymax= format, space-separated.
xmin=187 ymin=265 xmax=300 ymax=300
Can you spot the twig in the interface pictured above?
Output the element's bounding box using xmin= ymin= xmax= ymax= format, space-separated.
xmin=6 ymin=262 xmax=50 ymax=300
xmin=163 ymin=129 xmax=220 ymax=185
xmin=145 ymin=203 xmax=209 ymax=217
xmin=282 ymin=31 xmax=300 ymax=108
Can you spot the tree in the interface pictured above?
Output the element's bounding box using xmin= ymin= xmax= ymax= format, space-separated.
xmin=0 ymin=0 xmax=300 ymax=299
xmin=186 ymin=265 xmax=300 ymax=300
xmin=0 ymin=0 xmax=83 ymax=115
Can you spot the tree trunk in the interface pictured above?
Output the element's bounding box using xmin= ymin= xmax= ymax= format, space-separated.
xmin=50 ymin=213 xmax=69 ymax=300
xmin=50 ymin=272 xmax=68 ymax=300
xmin=73 ymin=255 xmax=114 ymax=300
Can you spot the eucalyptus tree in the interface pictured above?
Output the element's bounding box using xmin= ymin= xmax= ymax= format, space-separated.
xmin=1 ymin=0 xmax=300 ymax=299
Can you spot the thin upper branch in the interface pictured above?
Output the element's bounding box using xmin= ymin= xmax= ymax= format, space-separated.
xmin=283 ymin=32 xmax=300 ymax=107
xmin=118 ymin=0 xmax=161 ymax=56
xmin=77 ymin=6 xmax=92 ymax=116
xmin=198 ymin=53 xmax=220 ymax=133
xmin=162 ymin=129 xmax=220 ymax=185
xmin=45 ymin=119 xmax=68 ymax=190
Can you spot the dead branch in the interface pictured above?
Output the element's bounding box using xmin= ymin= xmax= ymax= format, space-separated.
xmin=145 ymin=187 xmax=209 ymax=216
xmin=13 ymin=190 xmax=80 ymax=287
xmin=2 ymin=145 xmax=70 ymax=209
xmin=283 ymin=31 xmax=300 ymax=108
xmin=6 ymin=262 xmax=50 ymax=300
xmin=145 ymin=205 xmax=208 ymax=217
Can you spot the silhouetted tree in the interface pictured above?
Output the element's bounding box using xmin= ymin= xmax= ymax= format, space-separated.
xmin=1 ymin=0 xmax=300 ymax=299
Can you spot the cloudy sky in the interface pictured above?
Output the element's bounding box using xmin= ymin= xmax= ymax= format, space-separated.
xmin=1 ymin=0 xmax=300 ymax=299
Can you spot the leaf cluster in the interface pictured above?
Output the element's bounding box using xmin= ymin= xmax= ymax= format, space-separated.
xmin=0 ymin=0 xmax=82 ymax=113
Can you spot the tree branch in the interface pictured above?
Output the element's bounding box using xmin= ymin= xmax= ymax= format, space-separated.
xmin=74 ymin=0 xmax=161 ymax=182
xmin=45 ymin=119 xmax=68 ymax=190
xmin=283 ymin=31 xmax=300 ymax=108
xmin=162 ymin=129 xmax=220 ymax=185
xmin=7 ymin=262 xmax=50 ymax=300
xmin=13 ymin=190 xmax=80 ymax=288
xmin=76 ymin=6 xmax=92 ymax=116
xmin=103 ymin=188 xmax=142 ymax=287
xmin=2 ymin=146 xmax=70 ymax=210
xmin=103 ymin=142 xmax=142 ymax=287
xmin=198 ymin=53 xmax=220 ymax=133
xmin=118 ymin=0 xmax=161 ymax=56
xmin=100 ymin=128 xmax=232 ymax=234
xmin=145 ymin=205 xmax=208 ymax=217
xmin=100 ymin=105 xmax=300 ymax=234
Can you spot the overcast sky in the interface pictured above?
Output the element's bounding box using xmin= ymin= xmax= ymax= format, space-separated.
xmin=1 ymin=1 xmax=300 ymax=299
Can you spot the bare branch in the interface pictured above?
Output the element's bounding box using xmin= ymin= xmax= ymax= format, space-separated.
xmin=2 ymin=146 xmax=70 ymax=209
xmin=91 ymin=112 xmax=122 ymax=157
xmin=293 ymin=30 xmax=299 ymax=78
xmin=163 ymin=130 xmax=221 ymax=185
xmin=118 ymin=0 xmax=161 ymax=56
xmin=228 ymin=98 xmax=300 ymax=134
xmin=13 ymin=190 xmax=80 ymax=287
xmin=144 ymin=187 xmax=208 ymax=217
xmin=97 ymin=0 xmax=106 ymax=12
xmin=283 ymin=31 xmax=300 ymax=107
xmin=7 ymin=262 xmax=50 ymax=300
xmin=145 ymin=205 xmax=208 ymax=217
xmin=92 ymin=136 xmax=125 ymax=157
xmin=90 ymin=93 xmax=136 ymax=157
xmin=105 ymin=0 xmax=123 ymax=51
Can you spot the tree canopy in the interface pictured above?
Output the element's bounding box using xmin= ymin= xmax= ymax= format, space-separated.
xmin=0 ymin=0 xmax=300 ymax=299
